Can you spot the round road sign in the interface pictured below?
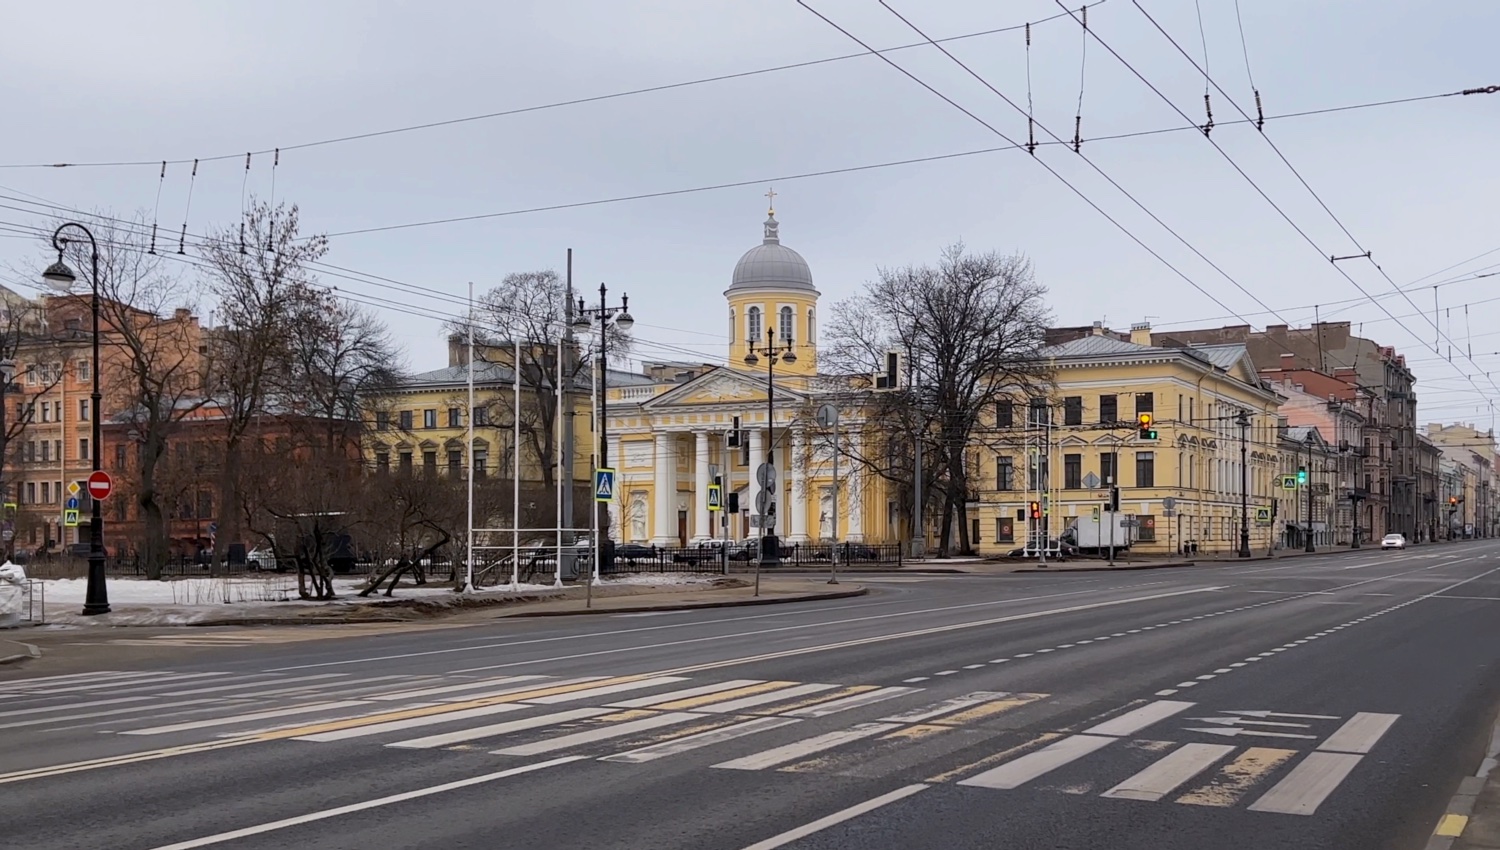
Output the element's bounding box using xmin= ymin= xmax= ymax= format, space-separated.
xmin=86 ymin=470 xmax=113 ymax=501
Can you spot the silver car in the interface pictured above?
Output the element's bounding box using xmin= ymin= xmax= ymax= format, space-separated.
xmin=1380 ymin=533 xmax=1406 ymax=550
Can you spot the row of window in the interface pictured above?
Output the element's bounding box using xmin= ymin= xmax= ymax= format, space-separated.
xmin=13 ymin=399 xmax=91 ymax=425
xmin=13 ymin=481 xmax=82 ymax=505
xmin=996 ymin=451 xmax=1157 ymax=490
xmin=374 ymin=407 xmax=490 ymax=432
xmin=997 ymin=393 xmax=1154 ymax=427
xmin=372 ymin=448 xmax=491 ymax=475
xmin=17 ymin=438 xmax=89 ymax=464
xmin=741 ymin=306 xmax=815 ymax=345
xmin=20 ymin=360 xmax=91 ymax=386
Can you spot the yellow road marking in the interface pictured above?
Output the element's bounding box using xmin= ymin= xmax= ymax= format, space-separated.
xmin=1436 ymin=813 xmax=1469 ymax=837
xmin=931 ymin=694 xmax=1046 ymax=727
xmin=1176 ymin=747 xmax=1297 ymax=807
xmin=760 ymin=685 xmax=879 ymax=715
xmin=927 ymin=732 xmax=1062 ymax=784
xmin=880 ymin=723 xmax=951 ymax=742
xmin=650 ymin=681 xmax=798 ymax=711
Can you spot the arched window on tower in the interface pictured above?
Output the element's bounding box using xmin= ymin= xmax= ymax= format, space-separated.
xmin=747 ymin=306 xmax=762 ymax=342
xmin=780 ymin=306 xmax=794 ymax=343
xmin=807 ymin=308 xmax=816 ymax=346
xmin=728 ymin=309 xmax=735 ymax=344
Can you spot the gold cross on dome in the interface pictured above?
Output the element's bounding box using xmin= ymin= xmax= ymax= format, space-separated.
xmin=765 ymin=187 xmax=777 ymax=214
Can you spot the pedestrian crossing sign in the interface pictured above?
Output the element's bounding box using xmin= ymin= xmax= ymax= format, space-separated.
xmin=1256 ymin=507 xmax=1272 ymax=523
xmin=707 ymin=484 xmax=722 ymax=511
xmin=594 ymin=468 xmax=616 ymax=503
xmin=64 ymin=509 xmax=79 ymax=527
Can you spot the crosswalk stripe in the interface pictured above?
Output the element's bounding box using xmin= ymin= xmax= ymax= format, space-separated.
xmin=128 ymin=674 xmax=349 ymax=700
xmin=294 ymin=704 xmax=530 ymax=742
xmin=252 ymin=675 xmax=428 ymax=699
xmin=1317 ymin=712 xmax=1399 ymax=754
xmin=122 ymin=701 xmax=372 ymax=736
xmin=958 ymin=734 xmax=1115 ymax=789
xmin=649 ymin=681 xmax=799 ymax=711
xmin=1083 ymin=701 xmax=1195 ymax=737
xmin=0 ymin=670 xmax=150 ymax=691
xmin=879 ymin=692 xmax=1011 ymax=724
xmin=713 ymin=723 xmax=901 ymax=771
xmin=698 ymin=683 xmax=839 ymax=714
xmin=1246 ymin=752 xmax=1362 ymax=815
xmin=426 ymin=677 xmax=607 ymax=702
xmin=491 ymin=711 xmax=703 ymax=756
xmin=0 ymin=696 xmax=153 ymax=718
xmin=4 ymin=699 xmax=226 ymax=730
xmin=1101 ymin=743 xmax=1235 ymax=801
xmin=606 ymin=680 xmax=764 ymax=709
xmin=602 ymin=716 xmax=803 ymax=764
xmin=782 ymin=687 xmax=919 ymax=718
xmin=524 ymin=677 xmax=692 ymax=705
xmin=389 ymin=707 xmax=615 ymax=750
xmin=30 ymin=672 xmax=231 ymax=695
xmin=1176 ymin=747 xmax=1298 ymax=807
xmin=366 ymin=675 xmax=552 ymax=702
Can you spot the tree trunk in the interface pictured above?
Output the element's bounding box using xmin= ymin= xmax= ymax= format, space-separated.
xmin=138 ymin=435 xmax=167 ymax=580
xmin=217 ymin=442 xmax=243 ymax=565
xmin=948 ymin=439 xmax=972 ymax=555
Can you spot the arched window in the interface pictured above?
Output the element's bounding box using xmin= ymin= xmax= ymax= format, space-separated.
xmin=807 ymin=308 xmax=816 ymax=345
xmin=728 ymin=309 xmax=735 ymax=343
xmin=780 ymin=306 xmax=794 ymax=343
xmin=747 ymin=306 xmax=762 ymax=342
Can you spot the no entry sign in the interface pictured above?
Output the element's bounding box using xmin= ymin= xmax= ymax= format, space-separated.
xmin=86 ymin=470 xmax=113 ymax=501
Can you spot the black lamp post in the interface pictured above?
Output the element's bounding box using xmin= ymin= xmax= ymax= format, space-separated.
xmin=0 ymin=358 xmax=13 ymax=562
xmin=42 ymin=223 xmax=108 ymax=615
xmin=744 ymin=326 xmax=796 ymax=584
xmin=1237 ymin=410 xmax=1252 ymax=558
xmin=572 ymin=283 xmax=633 ymax=573
xmin=1304 ymin=435 xmax=1316 ymax=553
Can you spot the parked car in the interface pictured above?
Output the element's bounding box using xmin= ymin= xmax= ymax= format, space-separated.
xmin=246 ymin=547 xmax=279 ymax=570
xmin=1380 ymin=533 xmax=1407 ymax=550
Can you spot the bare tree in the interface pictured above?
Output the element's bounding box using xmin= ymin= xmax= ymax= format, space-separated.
xmin=820 ymin=244 xmax=1053 ymax=556
xmin=0 ymin=289 xmax=70 ymax=555
xmin=284 ymin=293 xmax=402 ymax=455
xmin=200 ymin=199 xmax=328 ymax=560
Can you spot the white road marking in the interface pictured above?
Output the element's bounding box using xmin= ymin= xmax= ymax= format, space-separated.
xmin=1101 ymin=743 xmax=1235 ymax=801
xmin=903 ymin=677 xmax=930 ymax=683
xmin=1224 ymin=710 xmax=1340 ymax=720
xmin=366 ymin=675 xmax=552 ymax=701
xmin=122 ymin=701 xmax=371 ymax=736
xmin=30 ymin=672 xmax=232 ymax=695
xmin=603 ymin=716 xmax=802 ymax=764
xmin=606 ymin=680 xmax=764 ymax=708
xmin=523 ymin=677 xmax=691 ymax=705
xmin=390 ymin=707 xmax=613 ymax=749
xmin=782 ymin=687 xmax=919 ymax=718
xmin=442 ymin=676 xmax=605 ymax=701
xmin=934 ymin=670 xmax=958 ymax=676
xmin=963 ymin=664 xmax=985 ymax=669
xmin=1 ymin=699 xmax=224 ymax=729
xmin=713 ymin=723 xmax=901 ymax=771
xmin=0 ymin=696 xmax=152 ymax=718
xmin=737 ymin=784 xmax=929 ymax=850
xmin=1084 ymin=701 xmax=1196 ymax=737
xmin=122 ymin=674 xmax=350 ymax=700
xmin=1318 ymin=712 xmax=1399 ymax=754
xmin=294 ymin=703 xmax=530 ymax=742
xmin=699 ymin=683 xmax=840 ymax=714
xmin=494 ymin=711 xmax=703 ymax=756
xmin=959 ymin=734 xmax=1115 ymax=789
xmin=1156 ymin=690 xmax=1178 ymax=696
xmin=1247 ymin=752 xmax=1363 ymax=815
xmin=880 ymin=692 xmax=1008 ymax=724
xmin=141 ymin=757 xmax=582 ymax=849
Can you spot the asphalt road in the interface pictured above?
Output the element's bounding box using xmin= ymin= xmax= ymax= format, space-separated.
xmin=4 ymin=542 xmax=1499 ymax=850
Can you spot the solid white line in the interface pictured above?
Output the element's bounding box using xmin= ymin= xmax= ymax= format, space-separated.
xmin=1083 ymin=701 xmax=1196 ymax=737
xmin=522 ymin=677 xmax=690 ymax=705
xmin=713 ymin=723 xmax=901 ymax=771
xmin=1101 ymin=743 xmax=1234 ymax=801
xmin=1247 ymin=752 xmax=1363 ymax=815
xmin=294 ymin=703 xmax=530 ymax=742
xmin=390 ymin=707 xmax=613 ymax=749
xmin=738 ymin=784 xmax=929 ymax=850
xmin=1318 ymin=712 xmax=1400 ymax=754
xmin=492 ymin=711 xmax=703 ymax=756
xmin=879 ymin=693 xmax=1006 ymax=724
xmin=699 ymin=683 xmax=840 ymax=714
xmin=143 ymin=757 xmax=583 ymax=849
xmin=365 ymin=675 xmax=551 ymax=701
xmin=782 ymin=687 xmax=920 ymax=718
xmin=121 ymin=701 xmax=372 ymax=736
xmin=602 ymin=716 xmax=803 ymax=764
xmin=606 ymin=679 xmax=764 ymax=708
xmin=958 ymin=734 xmax=1115 ymax=789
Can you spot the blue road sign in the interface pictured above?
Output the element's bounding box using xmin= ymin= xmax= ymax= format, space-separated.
xmin=66 ymin=497 xmax=79 ymax=510
xmin=595 ymin=468 xmax=616 ymax=503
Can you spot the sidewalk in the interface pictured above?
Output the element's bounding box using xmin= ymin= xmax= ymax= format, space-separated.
xmin=1428 ymin=714 xmax=1500 ymax=849
xmin=478 ymin=578 xmax=866 ymax=618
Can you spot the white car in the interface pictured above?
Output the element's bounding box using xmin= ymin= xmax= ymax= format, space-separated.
xmin=1380 ymin=533 xmax=1406 ymax=550
xmin=246 ymin=547 xmax=279 ymax=570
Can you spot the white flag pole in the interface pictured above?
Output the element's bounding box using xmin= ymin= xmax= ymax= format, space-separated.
xmin=465 ymin=281 xmax=476 ymax=593
xmin=511 ymin=337 xmax=521 ymax=591
xmin=554 ymin=316 xmax=565 ymax=588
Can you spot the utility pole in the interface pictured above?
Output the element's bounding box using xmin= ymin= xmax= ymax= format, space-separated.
xmin=560 ymin=250 xmax=575 ymax=548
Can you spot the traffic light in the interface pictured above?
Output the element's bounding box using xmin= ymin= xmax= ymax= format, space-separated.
xmin=1029 ymin=501 xmax=1041 ymax=520
xmin=1296 ymin=466 xmax=1308 ymax=485
xmin=1137 ymin=412 xmax=1157 ymax=440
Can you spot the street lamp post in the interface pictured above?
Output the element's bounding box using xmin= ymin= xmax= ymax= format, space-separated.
xmin=744 ymin=326 xmax=796 ymax=594
xmin=0 ymin=358 xmax=13 ymax=561
xmin=42 ymin=223 xmax=109 ymax=615
xmin=1237 ymin=410 xmax=1252 ymax=558
xmin=1304 ymin=435 xmax=1316 ymax=553
xmin=572 ymin=283 xmax=633 ymax=577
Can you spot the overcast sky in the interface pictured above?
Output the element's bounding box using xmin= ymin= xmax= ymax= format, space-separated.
xmin=2 ymin=0 xmax=1497 ymax=423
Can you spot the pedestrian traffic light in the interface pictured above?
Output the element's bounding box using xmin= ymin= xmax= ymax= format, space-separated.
xmin=1029 ymin=501 xmax=1041 ymax=519
xmin=1137 ymin=412 xmax=1157 ymax=440
xmin=1297 ymin=466 xmax=1308 ymax=485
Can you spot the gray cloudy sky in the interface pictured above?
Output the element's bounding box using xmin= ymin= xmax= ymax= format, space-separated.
xmin=2 ymin=0 xmax=1497 ymax=421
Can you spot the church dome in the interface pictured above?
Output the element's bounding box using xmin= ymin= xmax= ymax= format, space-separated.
xmin=727 ymin=212 xmax=817 ymax=293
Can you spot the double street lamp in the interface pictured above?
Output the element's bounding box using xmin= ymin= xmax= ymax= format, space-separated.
xmin=744 ymin=326 xmax=796 ymax=583
xmin=41 ymin=223 xmax=109 ymax=615
xmin=572 ymin=283 xmax=633 ymax=575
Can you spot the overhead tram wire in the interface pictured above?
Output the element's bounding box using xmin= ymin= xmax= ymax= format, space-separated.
xmin=0 ymin=4 xmax=1104 ymax=172
xmin=1061 ymin=3 xmax=1497 ymax=404
xmin=1130 ymin=1 xmax=1500 ymax=398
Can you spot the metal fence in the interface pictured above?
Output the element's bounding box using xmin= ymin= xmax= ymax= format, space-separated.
xmin=646 ymin=541 xmax=904 ymax=572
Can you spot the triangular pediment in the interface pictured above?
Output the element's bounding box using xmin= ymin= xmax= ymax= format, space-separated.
xmin=643 ymin=366 xmax=808 ymax=409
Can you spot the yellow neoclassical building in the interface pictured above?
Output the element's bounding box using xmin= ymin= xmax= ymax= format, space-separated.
xmin=604 ymin=207 xmax=896 ymax=548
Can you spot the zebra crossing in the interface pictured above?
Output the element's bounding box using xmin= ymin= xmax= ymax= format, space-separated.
xmin=0 ymin=667 xmax=1398 ymax=817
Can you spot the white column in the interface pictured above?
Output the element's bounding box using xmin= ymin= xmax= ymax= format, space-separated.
xmin=606 ymin=434 xmax=622 ymax=542
xmin=748 ymin=428 xmax=765 ymax=535
xmin=693 ymin=430 xmax=712 ymax=542
xmin=790 ymin=429 xmax=809 ymax=542
xmin=653 ymin=431 xmax=675 ymax=546
xmin=846 ymin=434 xmax=865 ymax=542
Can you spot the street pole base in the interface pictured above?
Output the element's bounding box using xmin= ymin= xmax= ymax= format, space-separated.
xmin=81 ymin=602 xmax=111 ymax=616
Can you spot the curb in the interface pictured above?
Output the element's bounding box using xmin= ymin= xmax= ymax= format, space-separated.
xmin=0 ymin=639 xmax=41 ymax=666
xmin=1011 ymin=561 xmax=1198 ymax=574
xmin=501 ymin=586 xmax=869 ymax=618
xmin=1425 ymin=711 xmax=1500 ymax=849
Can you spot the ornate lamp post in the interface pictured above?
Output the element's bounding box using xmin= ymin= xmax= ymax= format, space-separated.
xmin=0 ymin=358 xmax=13 ymax=561
xmin=1237 ymin=410 xmax=1252 ymax=558
xmin=572 ymin=283 xmax=633 ymax=576
xmin=42 ymin=223 xmax=109 ymax=615
xmin=743 ymin=326 xmax=796 ymax=586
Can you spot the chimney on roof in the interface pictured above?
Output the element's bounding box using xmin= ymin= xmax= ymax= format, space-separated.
xmin=1129 ymin=321 xmax=1152 ymax=346
xmin=1266 ymin=324 xmax=1288 ymax=335
xmin=1279 ymin=353 xmax=1295 ymax=368
xmin=1091 ymin=320 xmax=1105 ymax=337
